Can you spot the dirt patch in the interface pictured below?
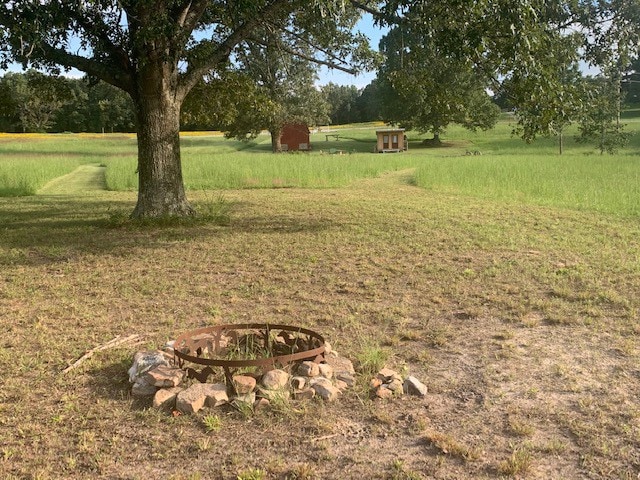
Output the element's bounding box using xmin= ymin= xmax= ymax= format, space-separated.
xmin=0 ymin=171 xmax=639 ymax=479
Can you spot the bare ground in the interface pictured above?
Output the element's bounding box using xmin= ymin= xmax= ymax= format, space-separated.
xmin=1 ymin=171 xmax=639 ymax=479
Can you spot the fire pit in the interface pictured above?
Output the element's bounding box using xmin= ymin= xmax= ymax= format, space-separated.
xmin=173 ymin=323 xmax=326 ymax=384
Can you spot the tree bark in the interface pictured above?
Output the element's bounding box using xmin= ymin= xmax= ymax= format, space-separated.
xmin=270 ymin=128 xmax=283 ymax=153
xmin=130 ymin=71 xmax=194 ymax=219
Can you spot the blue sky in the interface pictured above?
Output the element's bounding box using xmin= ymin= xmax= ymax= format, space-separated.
xmin=2 ymin=12 xmax=387 ymax=88
xmin=318 ymin=13 xmax=387 ymax=88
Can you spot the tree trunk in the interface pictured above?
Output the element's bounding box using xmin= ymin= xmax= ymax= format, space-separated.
xmin=558 ymin=131 xmax=563 ymax=155
xmin=131 ymin=75 xmax=194 ymax=219
xmin=270 ymin=128 xmax=283 ymax=153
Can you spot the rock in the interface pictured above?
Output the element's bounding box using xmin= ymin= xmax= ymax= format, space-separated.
xmin=297 ymin=361 xmax=320 ymax=378
xmin=387 ymin=378 xmax=404 ymax=394
xmin=310 ymin=377 xmax=340 ymax=402
xmin=254 ymin=397 xmax=270 ymax=411
xmin=336 ymin=372 xmax=356 ymax=387
xmin=152 ymin=386 xmax=183 ymax=410
xmin=131 ymin=381 xmax=157 ymax=397
xmin=293 ymin=388 xmax=316 ymax=400
xmin=318 ymin=363 xmax=334 ymax=379
xmin=144 ymin=364 xmax=184 ymax=388
xmin=324 ymin=341 xmax=333 ymax=355
xmin=370 ymin=378 xmax=383 ymax=389
xmin=258 ymin=387 xmax=290 ymax=402
xmin=324 ymin=355 xmax=355 ymax=375
xmin=335 ymin=380 xmax=348 ymax=391
xmin=128 ymin=350 xmax=170 ymax=383
xmin=375 ymin=386 xmax=394 ymax=399
xmin=176 ymin=384 xmax=207 ymax=414
xmin=377 ymin=368 xmax=402 ymax=383
xmin=404 ymin=376 xmax=428 ymax=397
xmin=291 ymin=376 xmax=307 ymax=390
xmin=233 ymin=375 xmax=257 ymax=395
xmin=261 ymin=369 xmax=289 ymax=390
xmin=234 ymin=392 xmax=256 ymax=406
xmin=202 ymin=383 xmax=229 ymax=407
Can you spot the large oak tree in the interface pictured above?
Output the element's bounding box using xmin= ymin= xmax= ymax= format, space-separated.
xmin=1 ymin=1 xmax=635 ymax=217
xmin=0 ymin=0 xmax=368 ymax=217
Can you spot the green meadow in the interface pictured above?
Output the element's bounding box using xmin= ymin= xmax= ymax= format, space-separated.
xmin=1 ymin=119 xmax=639 ymax=217
xmin=1 ymin=120 xmax=639 ymax=479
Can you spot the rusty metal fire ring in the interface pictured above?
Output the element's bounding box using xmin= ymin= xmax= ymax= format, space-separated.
xmin=173 ymin=323 xmax=326 ymax=384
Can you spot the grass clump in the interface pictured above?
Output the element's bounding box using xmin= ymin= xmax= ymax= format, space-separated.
xmin=202 ymin=414 xmax=222 ymax=433
xmin=498 ymin=446 xmax=533 ymax=476
xmin=424 ymin=429 xmax=481 ymax=461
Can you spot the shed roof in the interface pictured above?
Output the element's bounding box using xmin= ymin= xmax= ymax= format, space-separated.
xmin=376 ymin=128 xmax=406 ymax=133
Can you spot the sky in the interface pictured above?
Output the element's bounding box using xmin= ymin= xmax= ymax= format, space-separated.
xmin=1 ymin=12 xmax=388 ymax=88
xmin=317 ymin=13 xmax=387 ymax=89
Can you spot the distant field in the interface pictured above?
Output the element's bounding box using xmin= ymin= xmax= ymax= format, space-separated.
xmin=0 ymin=119 xmax=638 ymax=216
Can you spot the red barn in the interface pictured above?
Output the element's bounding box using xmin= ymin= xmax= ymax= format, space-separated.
xmin=280 ymin=123 xmax=311 ymax=151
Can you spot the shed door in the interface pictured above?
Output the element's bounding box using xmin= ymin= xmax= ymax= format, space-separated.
xmin=392 ymin=134 xmax=399 ymax=149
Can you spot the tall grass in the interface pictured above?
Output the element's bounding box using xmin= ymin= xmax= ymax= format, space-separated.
xmin=103 ymin=151 xmax=425 ymax=191
xmin=0 ymin=157 xmax=85 ymax=195
xmin=2 ymin=123 xmax=640 ymax=217
xmin=0 ymin=133 xmax=137 ymax=195
xmin=413 ymin=119 xmax=640 ymax=217
xmin=413 ymin=153 xmax=640 ymax=216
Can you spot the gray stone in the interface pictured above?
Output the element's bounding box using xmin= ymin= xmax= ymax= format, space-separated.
xmin=152 ymin=386 xmax=183 ymax=410
xmin=404 ymin=376 xmax=428 ymax=397
xmin=293 ymin=388 xmax=316 ymax=400
xmin=258 ymin=387 xmax=290 ymax=402
xmin=131 ymin=381 xmax=157 ymax=397
xmin=291 ymin=376 xmax=307 ymax=390
xmin=324 ymin=355 xmax=355 ymax=375
xmin=128 ymin=350 xmax=170 ymax=383
xmin=202 ymin=383 xmax=229 ymax=407
xmin=234 ymin=392 xmax=256 ymax=406
xmin=336 ymin=372 xmax=356 ymax=387
xmin=261 ymin=369 xmax=289 ymax=390
xmin=310 ymin=377 xmax=340 ymax=402
xmin=297 ymin=361 xmax=320 ymax=377
xmin=144 ymin=364 xmax=184 ymax=388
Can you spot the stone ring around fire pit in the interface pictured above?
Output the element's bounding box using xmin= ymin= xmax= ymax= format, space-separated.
xmin=173 ymin=323 xmax=326 ymax=388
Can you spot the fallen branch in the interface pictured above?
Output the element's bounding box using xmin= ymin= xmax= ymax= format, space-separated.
xmin=308 ymin=433 xmax=340 ymax=443
xmin=62 ymin=334 xmax=143 ymax=374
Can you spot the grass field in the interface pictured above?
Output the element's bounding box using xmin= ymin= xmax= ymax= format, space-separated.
xmin=1 ymin=122 xmax=639 ymax=479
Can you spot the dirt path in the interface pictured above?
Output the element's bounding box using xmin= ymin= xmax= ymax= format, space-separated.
xmin=37 ymin=163 xmax=107 ymax=195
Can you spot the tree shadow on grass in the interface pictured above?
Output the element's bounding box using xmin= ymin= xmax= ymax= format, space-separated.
xmin=0 ymin=194 xmax=336 ymax=267
xmin=85 ymin=356 xmax=155 ymax=411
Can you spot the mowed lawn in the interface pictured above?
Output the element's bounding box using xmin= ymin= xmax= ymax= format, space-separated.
xmin=1 ymin=122 xmax=639 ymax=479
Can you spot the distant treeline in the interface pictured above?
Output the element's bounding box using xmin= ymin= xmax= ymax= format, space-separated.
xmin=0 ymin=70 xmax=136 ymax=133
xmin=0 ymin=70 xmax=385 ymax=133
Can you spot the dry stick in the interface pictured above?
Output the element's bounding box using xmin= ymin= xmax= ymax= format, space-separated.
xmin=308 ymin=433 xmax=340 ymax=443
xmin=61 ymin=334 xmax=142 ymax=374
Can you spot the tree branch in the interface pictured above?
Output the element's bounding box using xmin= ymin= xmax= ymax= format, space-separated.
xmin=38 ymin=43 xmax=133 ymax=92
xmin=177 ymin=0 xmax=292 ymax=102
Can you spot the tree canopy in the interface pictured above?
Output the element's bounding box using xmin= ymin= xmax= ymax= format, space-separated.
xmin=0 ymin=1 xmax=637 ymax=217
xmin=377 ymin=25 xmax=500 ymax=143
xmin=0 ymin=0 xmax=372 ymax=217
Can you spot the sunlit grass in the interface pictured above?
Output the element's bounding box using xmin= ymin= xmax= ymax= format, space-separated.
xmin=1 ymin=120 xmax=639 ymax=217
